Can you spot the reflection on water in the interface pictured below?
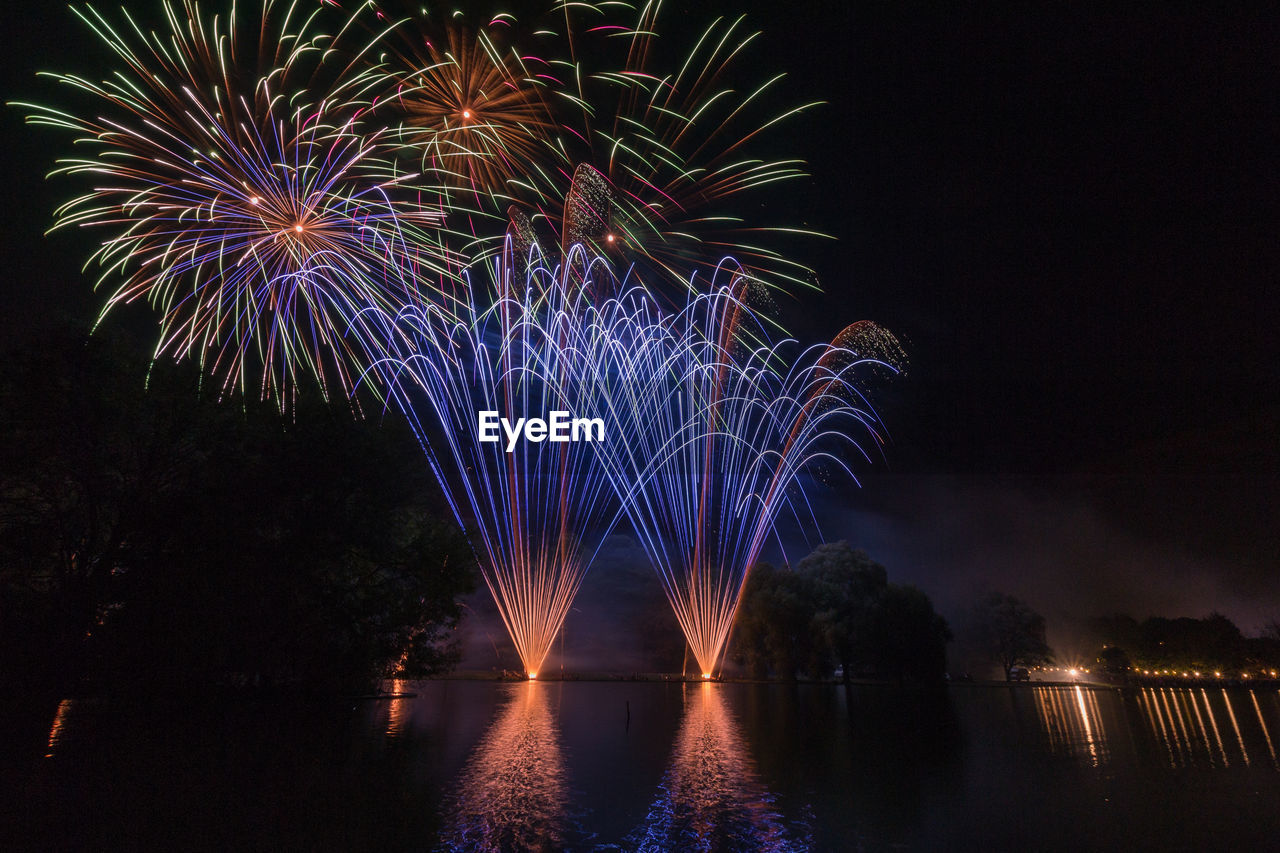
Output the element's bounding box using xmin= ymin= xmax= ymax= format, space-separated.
xmin=1033 ymin=686 xmax=1109 ymax=766
xmin=631 ymin=683 xmax=807 ymax=853
xmin=438 ymin=682 xmax=571 ymax=852
xmin=384 ymin=678 xmax=411 ymax=740
xmin=18 ymin=682 xmax=1280 ymax=851
xmin=1138 ymin=687 xmax=1264 ymax=769
xmin=1250 ymin=691 xmax=1279 ymax=768
xmin=43 ymin=699 xmax=74 ymax=759
xmin=1144 ymin=688 xmax=1235 ymax=768
xmin=1029 ymin=685 xmax=1280 ymax=772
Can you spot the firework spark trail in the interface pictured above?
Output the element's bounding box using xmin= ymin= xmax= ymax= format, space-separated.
xmin=519 ymin=0 xmax=825 ymax=296
xmin=353 ymin=0 xmax=822 ymax=297
xmin=21 ymin=2 xmax=895 ymax=675
xmin=363 ymin=5 xmax=559 ymax=208
xmin=17 ymin=0 xmax=463 ymax=406
xmin=21 ymin=0 xmax=826 ymax=406
xmin=360 ymin=242 xmax=620 ymax=677
xmin=564 ymin=262 xmax=905 ymax=676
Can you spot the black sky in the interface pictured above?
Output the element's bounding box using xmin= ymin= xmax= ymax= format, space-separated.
xmin=1 ymin=2 xmax=1276 ymax=640
xmin=766 ymin=2 xmax=1279 ymax=636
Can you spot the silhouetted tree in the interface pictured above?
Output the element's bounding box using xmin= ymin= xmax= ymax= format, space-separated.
xmin=1245 ymin=622 xmax=1280 ymax=675
xmin=971 ymin=592 xmax=1053 ymax=679
xmin=867 ymin=584 xmax=953 ymax=683
xmin=0 ymin=326 xmax=476 ymax=695
xmin=97 ymin=398 xmax=477 ymax=692
xmin=0 ymin=326 xmax=208 ymax=691
xmin=732 ymin=543 xmax=950 ymax=682
xmin=733 ymin=562 xmax=814 ymax=680
xmin=1095 ymin=645 xmax=1131 ymax=680
xmin=1090 ymin=613 xmax=1141 ymax=653
xmin=1135 ymin=613 xmax=1245 ymax=673
xmin=1091 ymin=611 xmax=1273 ymax=676
xmin=800 ymin=542 xmax=887 ymax=681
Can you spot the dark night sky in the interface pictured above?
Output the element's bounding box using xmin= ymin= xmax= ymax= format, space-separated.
xmin=2 ymin=2 xmax=1277 ymax=647
xmin=792 ymin=2 xmax=1280 ymax=646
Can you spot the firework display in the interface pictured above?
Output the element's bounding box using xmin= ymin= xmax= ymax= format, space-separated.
xmin=21 ymin=0 xmax=899 ymax=673
xmin=17 ymin=0 xmax=465 ymax=404
xmin=22 ymin=0 xmax=822 ymax=395
xmin=354 ymin=0 xmax=821 ymax=293
xmin=520 ymin=1 xmax=824 ymax=295
xmin=562 ymin=264 xmax=904 ymax=676
xmin=369 ymin=8 xmax=558 ymax=206
xmin=361 ymin=244 xmax=620 ymax=677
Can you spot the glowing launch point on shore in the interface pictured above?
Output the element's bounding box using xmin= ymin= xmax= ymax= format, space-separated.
xmin=702 ymin=673 xmax=712 ymax=680
xmin=528 ymin=672 xmax=538 ymax=680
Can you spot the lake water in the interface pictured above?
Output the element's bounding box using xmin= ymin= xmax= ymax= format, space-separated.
xmin=6 ymin=681 xmax=1280 ymax=851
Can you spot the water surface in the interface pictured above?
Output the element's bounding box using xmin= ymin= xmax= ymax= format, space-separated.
xmin=6 ymin=681 xmax=1280 ymax=850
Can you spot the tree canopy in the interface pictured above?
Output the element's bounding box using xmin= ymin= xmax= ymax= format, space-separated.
xmin=0 ymin=326 xmax=475 ymax=695
xmin=732 ymin=542 xmax=950 ymax=682
xmin=969 ymin=592 xmax=1054 ymax=679
xmin=1090 ymin=612 xmax=1280 ymax=677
